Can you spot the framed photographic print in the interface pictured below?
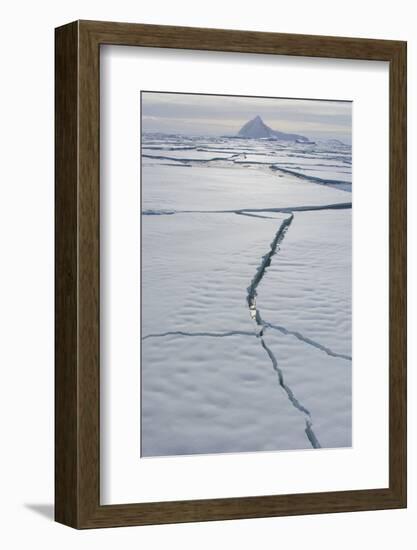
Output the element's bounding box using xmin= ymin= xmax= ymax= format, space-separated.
xmin=55 ymin=20 xmax=406 ymax=528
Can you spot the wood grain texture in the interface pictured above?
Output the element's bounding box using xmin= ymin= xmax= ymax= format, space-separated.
xmin=55 ymin=20 xmax=407 ymax=529
xmin=55 ymin=21 xmax=79 ymax=527
xmin=388 ymin=41 xmax=407 ymax=505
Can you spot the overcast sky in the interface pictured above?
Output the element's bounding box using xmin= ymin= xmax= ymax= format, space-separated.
xmin=141 ymin=92 xmax=352 ymax=143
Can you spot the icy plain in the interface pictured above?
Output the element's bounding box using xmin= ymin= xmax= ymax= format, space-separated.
xmin=141 ymin=135 xmax=352 ymax=456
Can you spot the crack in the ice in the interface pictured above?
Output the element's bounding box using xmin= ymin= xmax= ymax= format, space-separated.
xmin=142 ymin=153 xmax=234 ymax=163
xmin=142 ymin=142 xmax=350 ymax=451
xmin=305 ymin=420 xmax=321 ymax=448
xmin=143 ymin=146 xmax=197 ymax=151
xmin=246 ymin=213 xmax=321 ymax=449
xmin=143 ymin=203 xmax=346 ymax=450
xmin=235 ymin=211 xmax=279 ymax=220
xmin=247 ymin=213 xmax=294 ymax=333
xmin=142 ymin=330 xmax=254 ymax=340
xmin=142 ymin=149 xmax=351 ymax=192
xmin=270 ymin=165 xmax=350 ymax=189
xmin=265 ymin=323 xmax=352 ymax=361
xmin=142 ymin=325 xmax=351 ymax=363
xmin=142 ymin=202 xmax=351 ymax=216
xmin=260 ymin=337 xmax=311 ymax=417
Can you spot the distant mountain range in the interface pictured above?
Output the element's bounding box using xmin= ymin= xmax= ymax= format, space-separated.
xmin=237 ymin=115 xmax=312 ymax=142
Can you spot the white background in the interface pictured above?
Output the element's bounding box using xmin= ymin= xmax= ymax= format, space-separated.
xmin=101 ymin=47 xmax=389 ymax=504
xmin=0 ymin=0 xmax=415 ymax=548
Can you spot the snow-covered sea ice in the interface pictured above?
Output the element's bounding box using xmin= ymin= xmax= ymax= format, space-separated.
xmin=141 ymin=95 xmax=352 ymax=457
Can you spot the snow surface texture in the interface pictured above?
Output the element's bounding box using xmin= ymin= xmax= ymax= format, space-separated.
xmin=141 ymin=134 xmax=352 ymax=457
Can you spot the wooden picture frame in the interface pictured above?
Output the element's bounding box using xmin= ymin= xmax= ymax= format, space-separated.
xmin=55 ymin=20 xmax=407 ymax=529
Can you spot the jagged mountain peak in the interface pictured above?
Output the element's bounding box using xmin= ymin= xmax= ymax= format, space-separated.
xmin=238 ymin=116 xmax=274 ymax=138
xmin=237 ymin=116 xmax=310 ymax=142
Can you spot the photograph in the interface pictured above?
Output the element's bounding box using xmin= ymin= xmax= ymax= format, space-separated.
xmin=140 ymin=91 xmax=352 ymax=457
xmin=0 ymin=2 xmax=406 ymax=539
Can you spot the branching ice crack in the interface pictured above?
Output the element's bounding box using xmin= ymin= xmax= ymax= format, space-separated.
xmin=246 ymin=213 xmax=321 ymax=449
xmin=142 ymin=202 xmax=351 ymax=216
xmin=142 ymin=325 xmax=351 ymax=362
xmin=142 ymin=204 xmax=348 ymax=450
xmin=265 ymin=323 xmax=352 ymax=361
